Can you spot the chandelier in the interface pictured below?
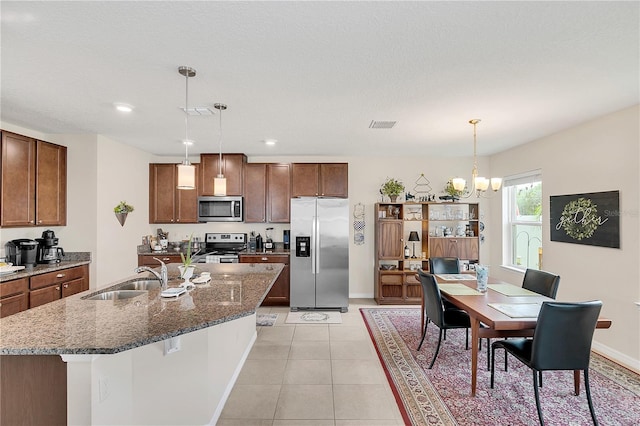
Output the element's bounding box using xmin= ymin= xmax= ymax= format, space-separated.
xmin=176 ymin=66 xmax=196 ymax=190
xmin=452 ymin=119 xmax=502 ymax=198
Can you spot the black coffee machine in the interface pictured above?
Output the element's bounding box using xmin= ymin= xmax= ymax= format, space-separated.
xmin=5 ymin=239 xmax=39 ymax=266
xmin=35 ymin=230 xmax=65 ymax=264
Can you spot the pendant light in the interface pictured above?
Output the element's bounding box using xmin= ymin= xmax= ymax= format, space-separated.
xmin=452 ymin=119 xmax=502 ymax=198
xmin=213 ymin=103 xmax=227 ymax=196
xmin=176 ymin=66 xmax=196 ymax=190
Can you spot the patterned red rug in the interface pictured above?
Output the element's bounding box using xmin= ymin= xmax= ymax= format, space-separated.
xmin=361 ymin=308 xmax=640 ymax=426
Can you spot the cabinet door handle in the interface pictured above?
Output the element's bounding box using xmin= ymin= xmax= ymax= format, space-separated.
xmin=261 ymin=257 xmax=268 ymax=261
xmin=63 ymin=284 xmax=68 ymax=288
xmin=56 ymin=273 xmax=65 ymax=278
xmin=55 ymin=287 xmax=60 ymax=291
xmin=162 ymin=257 xmax=170 ymax=261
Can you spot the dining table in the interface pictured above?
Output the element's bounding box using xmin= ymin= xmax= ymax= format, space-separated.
xmin=425 ymin=273 xmax=612 ymax=396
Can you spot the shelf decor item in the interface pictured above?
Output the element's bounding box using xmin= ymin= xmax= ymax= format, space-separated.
xmin=179 ymin=234 xmax=196 ymax=287
xmin=113 ymin=201 xmax=134 ymax=226
xmin=380 ymin=177 xmax=405 ymax=202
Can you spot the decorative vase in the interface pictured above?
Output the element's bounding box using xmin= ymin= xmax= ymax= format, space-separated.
xmin=389 ymin=195 xmax=398 ymax=203
xmin=115 ymin=212 xmax=128 ymax=226
xmin=178 ymin=265 xmax=195 ymax=287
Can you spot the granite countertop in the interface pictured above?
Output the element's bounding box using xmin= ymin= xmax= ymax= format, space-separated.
xmin=0 ymin=263 xmax=283 ymax=355
xmin=0 ymin=252 xmax=91 ymax=283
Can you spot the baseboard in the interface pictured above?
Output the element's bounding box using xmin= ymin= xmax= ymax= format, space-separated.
xmin=592 ymin=341 xmax=640 ymax=374
xmin=349 ymin=293 xmax=374 ymax=299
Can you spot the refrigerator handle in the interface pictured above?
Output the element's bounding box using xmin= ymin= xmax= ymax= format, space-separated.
xmin=315 ymin=215 xmax=320 ymax=274
xmin=311 ymin=215 xmax=317 ymax=274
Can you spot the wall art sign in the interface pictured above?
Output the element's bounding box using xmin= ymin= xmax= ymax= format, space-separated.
xmin=549 ymin=190 xmax=620 ymax=248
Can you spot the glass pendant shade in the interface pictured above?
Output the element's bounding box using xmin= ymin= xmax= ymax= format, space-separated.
xmin=452 ymin=178 xmax=466 ymax=192
xmin=490 ymin=177 xmax=502 ymax=191
xmin=177 ymin=162 xmax=196 ymax=190
xmin=214 ymin=175 xmax=227 ymax=196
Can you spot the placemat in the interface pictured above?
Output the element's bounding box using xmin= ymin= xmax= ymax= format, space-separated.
xmin=438 ymin=283 xmax=482 ymax=295
xmin=488 ymin=302 xmax=542 ymax=318
xmin=488 ymin=284 xmax=539 ymax=297
xmin=436 ymin=273 xmax=476 ymax=281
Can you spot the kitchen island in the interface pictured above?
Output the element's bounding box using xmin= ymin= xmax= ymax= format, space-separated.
xmin=0 ymin=262 xmax=283 ymax=425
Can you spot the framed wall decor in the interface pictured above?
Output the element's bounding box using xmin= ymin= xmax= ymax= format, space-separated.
xmin=549 ymin=190 xmax=620 ymax=248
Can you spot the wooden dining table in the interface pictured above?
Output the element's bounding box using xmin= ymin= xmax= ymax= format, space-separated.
xmin=425 ymin=273 xmax=612 ymax=396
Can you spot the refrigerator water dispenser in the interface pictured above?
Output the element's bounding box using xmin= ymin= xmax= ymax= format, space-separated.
xmin=296 ymin=236 xmax=310 ymax=257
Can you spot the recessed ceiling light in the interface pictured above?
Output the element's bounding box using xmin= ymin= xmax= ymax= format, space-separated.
xmin=114 ymin=103 xmax=133 ymax=113
xmin=264 ymin=139 xmax=277 ymax=146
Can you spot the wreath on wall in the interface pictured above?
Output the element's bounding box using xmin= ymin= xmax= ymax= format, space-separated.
xmin=560 ymin=197 xmax=599 ymax=240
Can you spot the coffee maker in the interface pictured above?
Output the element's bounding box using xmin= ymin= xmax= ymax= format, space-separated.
xmin=35 ymin=230 xmax=65 ymax=264
xmin=5 ymin=239 xmax=39 ymax=266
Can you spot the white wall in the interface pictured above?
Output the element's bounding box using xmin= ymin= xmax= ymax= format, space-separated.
xmin=488 ymin=104 xmax=640 ymax=371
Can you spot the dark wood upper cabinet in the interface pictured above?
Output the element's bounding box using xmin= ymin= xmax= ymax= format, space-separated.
xmin=199 ymin=153 xmax=247 ymax=196
xmin=291 ymin=163 xmax=348 ymax=198
xmin=1 ymin=131 xmax=66 ymax=227
xmin=243 ymin=163 xmax=267 ymax=223
xmin=149 ymin=163 xmax=199 ymax=224
xmin=243 ymin=163 xmax=291 ymax=223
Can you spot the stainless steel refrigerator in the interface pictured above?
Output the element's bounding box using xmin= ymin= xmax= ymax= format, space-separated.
xmin=290 ymin=197 xmax=349 ymax=312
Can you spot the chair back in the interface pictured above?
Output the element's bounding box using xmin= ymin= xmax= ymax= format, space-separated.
xmin=429 ymin=257 xmax=460 ymax=274
xmin=522 ymin=269 xmax=560 ymax=298
xmin=530 ymin=301 xmax=602 ymax=371
xmin=417 ymin=269 xmax=445 ymax=327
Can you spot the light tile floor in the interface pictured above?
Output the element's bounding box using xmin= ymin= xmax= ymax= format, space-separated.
xmin=217 ymin=299 xmax=406 ymax=426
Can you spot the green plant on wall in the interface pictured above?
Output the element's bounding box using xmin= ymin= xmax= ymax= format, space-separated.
xmin=113 ymin=201 xmax=134 ymax=214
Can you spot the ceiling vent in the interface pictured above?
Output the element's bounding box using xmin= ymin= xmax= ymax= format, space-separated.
xmin=181 ymin=107 xmax=215 ymax=116
xmin=369 ymin=120 xmax=397 ymax=129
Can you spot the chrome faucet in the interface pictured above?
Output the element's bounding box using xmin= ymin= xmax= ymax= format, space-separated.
xmin=134 ymin=257 xmax=168 ymax=290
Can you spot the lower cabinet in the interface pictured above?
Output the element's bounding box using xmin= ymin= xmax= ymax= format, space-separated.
xmin=29 ymin=265 xmax=89 ymax=309
xmin=0 ymin=278 xmax=29 ymax=318
xmin=375 ymin=271 xmax=422 ymax=305
xmin=239 ymin=253 xmax=290 ymax=306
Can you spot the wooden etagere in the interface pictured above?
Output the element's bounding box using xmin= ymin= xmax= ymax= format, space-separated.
xmin=374 ymin=201 xmax=480 ymax=305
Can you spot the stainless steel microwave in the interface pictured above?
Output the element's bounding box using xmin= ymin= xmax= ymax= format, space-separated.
xmin=197 ymin=196 xmax=243 ymax=222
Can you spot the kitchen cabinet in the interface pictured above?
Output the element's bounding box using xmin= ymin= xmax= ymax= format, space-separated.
xmin=291 ymin=163 xmax=348 ymax=198
xmin=243 ymin=163 xmax=291 ymax=223
xmin=149 ymin=163 xmax=199 ymax=224
xmin=0 ymin=277 xmax=29 ymax=318
xmin=1 ymin=131 xmax=67 ymax=227
xmin=137 ymin=254 xmax=182 ymax=267
xmin=199 ymin=153 xmax=246 ymax=196
xmin=239 ymin=253 xmax=290 ymax=306
xmin=29 ymin=265 xmax=89 ymax=309
xmin=374 ymin=202 xmax=480 ymax=304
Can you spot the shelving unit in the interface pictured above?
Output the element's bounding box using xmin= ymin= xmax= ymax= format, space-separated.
xmin=374 ymin=202 xmax=480 ymax=305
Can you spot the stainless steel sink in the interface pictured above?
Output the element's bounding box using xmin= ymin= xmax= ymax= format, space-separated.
xmin=83 ymin=290 xmax=147 ymax=300
xmin=117 ymin=279 xmax=161 ymax=291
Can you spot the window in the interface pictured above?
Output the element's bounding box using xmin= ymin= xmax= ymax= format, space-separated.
xmin=502 ymin=171 xmax=542 ymax=270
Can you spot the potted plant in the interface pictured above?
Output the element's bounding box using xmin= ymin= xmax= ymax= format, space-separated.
xmin=380 ymin=177 xmax=405 ymax=202
xmin=442 ymin=179 xmax=465 ymax=201
xmin=179 ymin=234 xmax=196 ymax=283
xmin=113 ymin=201 xmax=134 ymax=226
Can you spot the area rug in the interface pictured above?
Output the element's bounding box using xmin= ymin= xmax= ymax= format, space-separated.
xmin=256 ymin=313 xmax=278 ymax=326
xmin=285 ymin=311 xmax=342 ymax=324
xmin=361 ymin=308 xmax=640 ymax=426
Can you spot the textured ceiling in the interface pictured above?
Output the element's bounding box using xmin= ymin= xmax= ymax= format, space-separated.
xmin=1 ymin=1 xmax=638 ymax=158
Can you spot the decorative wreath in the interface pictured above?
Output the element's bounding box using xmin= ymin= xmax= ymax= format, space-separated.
xmin=560 ymin=197 xmax=599 ymax=240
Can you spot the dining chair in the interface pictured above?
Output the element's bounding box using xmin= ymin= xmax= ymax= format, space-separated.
xmin=428 ymin=257 xmax=460 ymax=274
xmin=490 ymin=300 xmax=603 ymax=426
xmin=496 ymin=269 xmax=562 ymax=371
xmin=522 ymin=269 xmax=561 ymax=299
xmin=416 ymin=269 xmax=471 ymax=369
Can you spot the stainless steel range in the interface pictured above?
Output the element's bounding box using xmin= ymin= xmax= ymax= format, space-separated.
xmin=198 ymin=232 xmax=247 ymax=263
